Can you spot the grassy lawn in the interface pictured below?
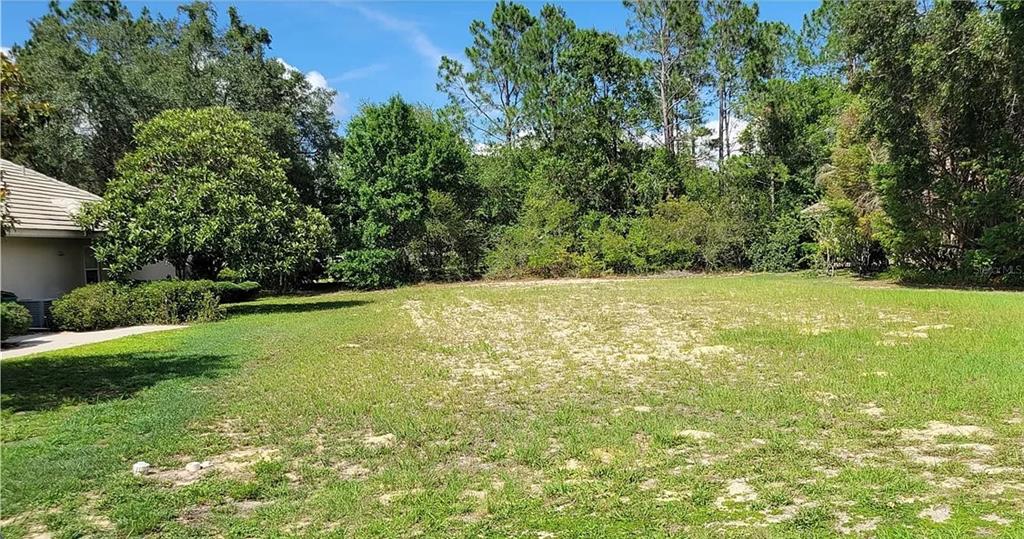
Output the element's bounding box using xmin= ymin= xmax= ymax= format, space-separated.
xmin=2 ymin=274 xmax=1022 ymax=537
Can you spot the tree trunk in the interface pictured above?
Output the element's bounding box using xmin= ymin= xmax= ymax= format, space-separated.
xmin=661 ymin=77 xmax=673 ymax=153
xmin=718 ymin=82 xmax=726 ymax=169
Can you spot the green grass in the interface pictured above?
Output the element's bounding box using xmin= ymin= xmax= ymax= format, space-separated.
xmin=2 ymin=273 xmax=1023 ymax=537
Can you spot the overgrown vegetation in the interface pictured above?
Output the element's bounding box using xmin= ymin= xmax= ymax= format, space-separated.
xmin=3 ymin=0 xmax=1021 ymax=289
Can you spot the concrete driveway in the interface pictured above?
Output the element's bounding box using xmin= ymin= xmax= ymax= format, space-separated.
xmin=1 ymin=325 xmax=186 ymax=359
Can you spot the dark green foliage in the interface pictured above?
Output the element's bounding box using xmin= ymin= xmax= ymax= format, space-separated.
xmin=837 ymin=0 xmax=1024 ymax=273
xmin=129 ymin=281 xmax=224 ymax=326
xmin=1 ymin=302 xmax=32 ymax=340
xmin=473 ymin=146 xmax=537 ymax=227
xmin=331 ymin=96 xmax=480 ymax=288
xmin=81 ymin=107 xmax=333 ymax=286
xmin=327 ymin=249 xmax=406 ymax=290
xmin=211 ymin=282 xmax=261 ymax=304
xmin=408 ymin=191 xmax=488 ymax=282
xmin=51 ymin=281 xmax=221 ymax=332
xmin=486 ymin=181 xmax=579 ymax=278
xmin=749 ymin=213 xmax=814 ymax=272
xmin=50 ymin=283 xmax=125 ymax=332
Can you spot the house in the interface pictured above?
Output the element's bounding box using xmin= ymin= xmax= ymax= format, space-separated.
xmin=1 ymin=159 xmax=173 ymax=327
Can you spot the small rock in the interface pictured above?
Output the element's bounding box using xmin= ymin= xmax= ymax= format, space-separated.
xmin=185 ymin=461 xmax=203 ymax=473
xmin=132 ymin=461 xmax=151 ymax=476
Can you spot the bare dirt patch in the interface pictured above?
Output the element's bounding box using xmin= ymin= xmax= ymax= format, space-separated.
xmin=148 ymin=447 xmax=278 ymax=486
xmin=715 ymin=479 xmax=758 ymax=508
xmin=918 ymin=504 xmax=952 ymax=523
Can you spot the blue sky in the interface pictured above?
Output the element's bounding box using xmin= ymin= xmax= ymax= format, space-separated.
xmin=1 ymin=1 xmax=818 ymax=128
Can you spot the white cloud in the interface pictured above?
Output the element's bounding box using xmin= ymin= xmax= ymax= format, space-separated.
xmin=276 ymin=59 xmax=350 ymax=118
xmin=305 ymin=70 xmax=330 ymax=91
xmin=333 ymin=62 xmax=387 ymax=82
xmin=697 ymin=116 xmax=749 ymax=168
xmin=350 ymin=4 xmax=445 ymax=68
xmin=276 ymin=58 xmax=300 ymax=74
xmin=472 ymin=142 xmax=493 ymax=156
xmin=1 ymin=46 xmax=12 ymax=59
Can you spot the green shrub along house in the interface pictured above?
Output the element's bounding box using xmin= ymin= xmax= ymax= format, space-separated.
xmin=0 ymin=159 xmax=175 ymax=328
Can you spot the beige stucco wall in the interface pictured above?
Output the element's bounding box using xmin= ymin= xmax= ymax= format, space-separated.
xmin=131 ymin=260 xmax=176 ymax=281
xmin=1 ymin=236 xmax=90 ymax=300
xmin=1 ymin=236 xmax=178 ymax=300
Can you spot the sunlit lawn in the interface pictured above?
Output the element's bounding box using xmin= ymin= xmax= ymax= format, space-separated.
xmin=2 ymin=274 xmax=1022 ymax=537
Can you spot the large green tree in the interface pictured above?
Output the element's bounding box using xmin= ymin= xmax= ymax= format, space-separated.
xmin=82 ymin=107 xmax=333 ymax=285
xmin=331 ymin=96 xmax=482 ymax=285
xmin=438 ymin=1 xmax=535 ymax=145
xmin=11 ymin=0 xmax=340 ymax=202
xmin=1 ymin=52 xmax=52 ymax=165
xmin=624 ymin=0 xmax=706 ymax=156
xmin=839 ymin=0 xmax=1024 ymax=272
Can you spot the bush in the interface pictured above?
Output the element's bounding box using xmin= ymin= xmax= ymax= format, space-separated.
xmin=1 ymin=302 xmax=32 ymax=340
xmin=130 ymin=280 xmax=222 ymax=324
xmin=52 ymin=280 xmax=222 ymax=331
xmin=328 ymin=249 xmax=406 ymax=290
xmin=407 ymin=190 xmax=487 ymax=282
xmin=486 ymin=182 xmax=580 ymax=279
xmin=749 ymin=213 xmax=814 ymax=272
xmin=577 ymin=199 xmax=742 ymax=275
xmin=212 ymin=281 xmax=261 ymax=303
xmin=51 ymin=282 xmax=128 ymax=332
xmin=217 ymin=268 xmax=245 ymax=283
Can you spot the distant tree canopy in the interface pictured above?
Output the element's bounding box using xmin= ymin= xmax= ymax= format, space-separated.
xmin=81 ymin=107 xmax=334 ymax=285
xmin=9 ymin=1 xmax=340 ymax=204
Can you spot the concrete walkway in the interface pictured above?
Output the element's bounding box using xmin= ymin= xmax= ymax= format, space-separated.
xmin=1 ymin=325 xmax=186 ymax=359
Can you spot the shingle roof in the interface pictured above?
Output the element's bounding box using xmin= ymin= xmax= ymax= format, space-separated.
xmin=1 ymin=158 xmax=100 ymax=237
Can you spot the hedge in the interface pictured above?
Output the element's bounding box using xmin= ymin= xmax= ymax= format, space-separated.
xmin=51 ymin=281 xmax=222 ymax=331
xmin=1 ymin=301 xmax=31 ymax=340
xmin=212 ymin=281 xmax=261 ymax=303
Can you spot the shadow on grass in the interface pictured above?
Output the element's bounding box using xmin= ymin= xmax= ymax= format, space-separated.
xmin=0 ymin=352 xmax=233 ymax=412
xmin=225 ymin=299 xmax=369 ymax=316
xmin=852 ymin=274 xmax=1024 ymax=292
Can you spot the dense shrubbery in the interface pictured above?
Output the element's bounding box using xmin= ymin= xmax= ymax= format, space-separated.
xmin=1 ymin=301 xmax=31 ymax=340
xmin=327 ymin=249 xmax=406 ymax=290
xmin=52 ymin=281 xmax=222 ymax=331
xmin=50 ymin=278 xmax=261 ymax=331
xmin=212 ymin=281 xmax=261 ymax=303
xmin=487 ymin=189 xmax=750 ymax=279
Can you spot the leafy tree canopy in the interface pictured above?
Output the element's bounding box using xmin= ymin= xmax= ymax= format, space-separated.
xmin=82 ymin=107 xmax=333 ymax=285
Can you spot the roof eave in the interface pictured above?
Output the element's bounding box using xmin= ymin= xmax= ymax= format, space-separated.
xmin=3 ymin=228 xmax=97 ymax=239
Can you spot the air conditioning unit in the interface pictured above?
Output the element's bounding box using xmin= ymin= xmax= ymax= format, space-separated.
xmin=17 ymin=300 xmax=53 ymax=329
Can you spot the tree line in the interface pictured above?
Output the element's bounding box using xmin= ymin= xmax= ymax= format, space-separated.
xmin=2 ymin=0 xmax=1021 ymax=288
